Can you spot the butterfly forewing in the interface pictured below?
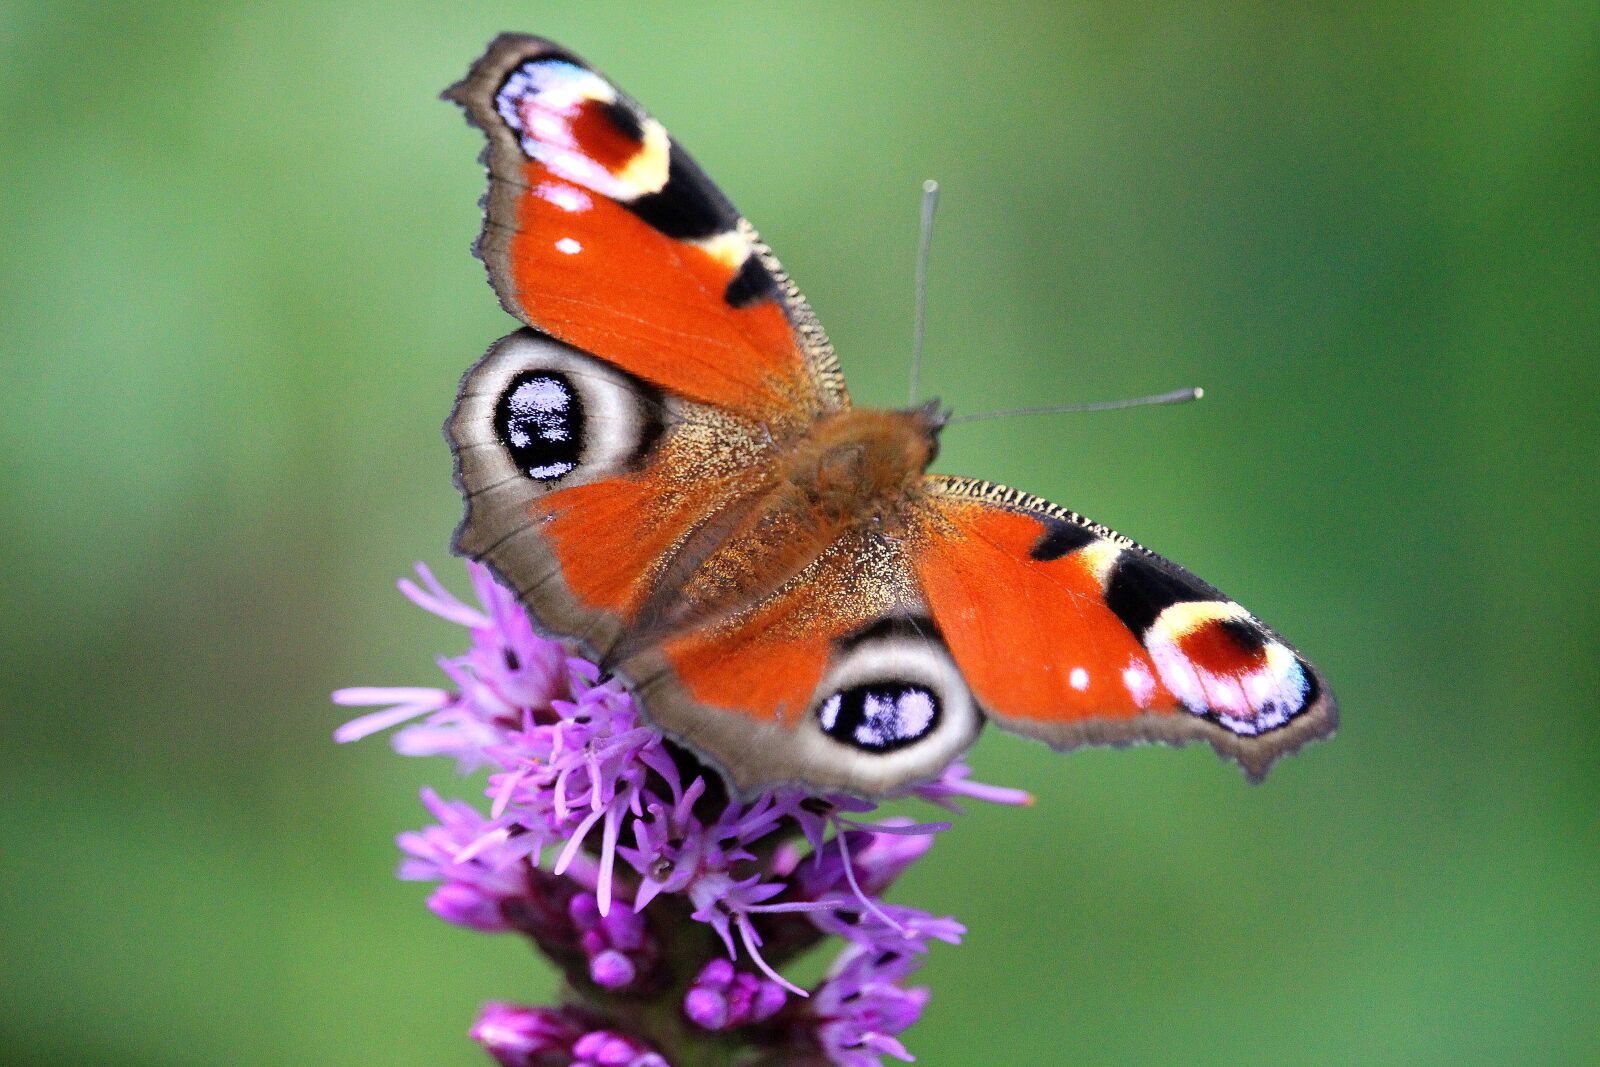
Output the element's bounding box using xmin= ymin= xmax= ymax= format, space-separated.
xmin=913 ymin=476 xmax=1337 ymax=780
xmin=445 ymin=34 xmax=846 ymax=423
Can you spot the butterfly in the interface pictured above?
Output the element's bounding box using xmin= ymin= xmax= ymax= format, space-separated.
xmin=442 ymin=34 xmax=1337 ymax=798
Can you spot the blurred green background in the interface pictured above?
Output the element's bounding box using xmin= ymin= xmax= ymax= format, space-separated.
xmin=3 ymin=2 xmax=1597 ymax=1064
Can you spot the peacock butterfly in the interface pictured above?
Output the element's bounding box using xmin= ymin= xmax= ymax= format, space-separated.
xmin=442 ymin=35 xmax=1337 ymax=797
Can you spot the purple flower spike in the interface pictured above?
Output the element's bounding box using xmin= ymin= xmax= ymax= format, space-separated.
xmin=340 ymin=562 xmax=1027 ymax=1066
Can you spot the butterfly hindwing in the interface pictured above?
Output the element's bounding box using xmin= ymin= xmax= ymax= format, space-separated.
xmin=913 ymin=476 xmax=1337 ymax=779
xmin=445 ymin=34 xmax=846 ymax=423
xmin=615 ymin=526 xmax=984 ymax=796
xmin=455 ymin=357 xmax=984 ymax=795
xmin=449 ymin=329 xmax=780 ymax=661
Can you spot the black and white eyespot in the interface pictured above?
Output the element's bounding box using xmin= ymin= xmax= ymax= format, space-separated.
xmin=451 ymin=330 xmax=664 ymax=495
xmin=818 ymin=682 xmax=941 ymax=752
xmin=496 ymin=371 xmax=584 ymax=481
xmin=800 ymin=618 xmax=981 ymax=787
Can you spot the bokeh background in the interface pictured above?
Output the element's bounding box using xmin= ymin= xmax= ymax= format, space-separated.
xmin=4 ymin=3 xmax=1597 ymax=1064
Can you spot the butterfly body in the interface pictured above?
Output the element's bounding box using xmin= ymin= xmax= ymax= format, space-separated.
xmin=768 ymin=406 xmax=940 ymax=528
xmin=631 ymin=405 xmax=937 ymax=638
xmin=444 ymin=35 xmax=1337 ymax=797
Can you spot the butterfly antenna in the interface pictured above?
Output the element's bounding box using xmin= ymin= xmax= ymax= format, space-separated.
xmin=909 ymin=179 xmax=940 ymax=406
xmin=945 ymin=386 xmax=1204 ymax=425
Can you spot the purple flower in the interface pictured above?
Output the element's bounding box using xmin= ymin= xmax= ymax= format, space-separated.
xmin=797 ymin=824 xmax=935 ymax=902
xmin=914 ymin=760 xmax=1034 ymax=811
xmin=811 ymin=944 xmax=932 ymax=1067
xmin=396 ymin=789 xmax=538 ymax=932
xmin=472 ymin=1003 xmax=586 ymax=1066
xmin=569 ymin=890 xmax=657 ymax=991
xmin=472 ymin=1003 xmax=669 ymax=1067
xmin=570 ymin=1029 xmax=671 ymax=1067
xmin=339 ymin=562 xmax=1027 ymax=1066
xmin=684 ymin=958 xmax=788 ymax=1031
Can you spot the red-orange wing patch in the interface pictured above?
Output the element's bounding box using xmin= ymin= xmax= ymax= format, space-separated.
xmin=916 ymin=487 xmax=1169 ymax=721
xmin=616 ymin=530 xmax=984 ymax=797
xmin=532 ymin=454 xmax=760 ymax=627
xmin=446 ymin=35 xmax=845 ymax=423
xmin=914 ymin=477 xmax=1337 ymax=779
xmin=655 ymin=588 xmax=835 ymax=729
xmin=448 ymin=329 xmax=781 ymax=666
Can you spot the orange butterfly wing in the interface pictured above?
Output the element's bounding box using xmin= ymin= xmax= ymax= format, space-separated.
xmin=446 ymin=37 xmax=844 ymax=665
xmin=616 ymin=526 xmax=984 ymax=796
xmin=448 ymin=330 xmax=780 ymax=661
xmin=445 ymin=34 xmax=844 ymax=423
xmin=914 ymin=477 xmax=1337 ymax=779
